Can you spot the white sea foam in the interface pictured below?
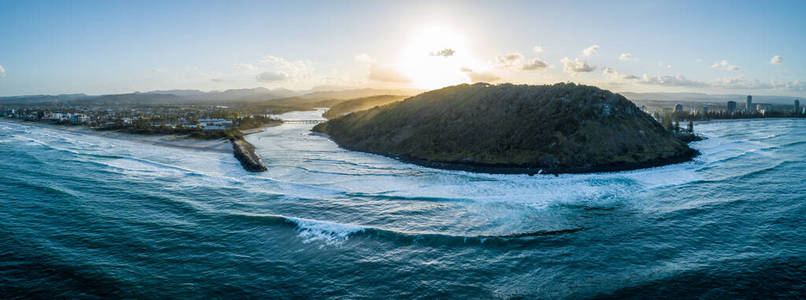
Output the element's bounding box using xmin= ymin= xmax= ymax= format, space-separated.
xmin=287 ymin=216 xmax=365 ymax=246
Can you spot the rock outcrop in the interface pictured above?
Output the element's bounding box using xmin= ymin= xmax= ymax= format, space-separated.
xmin=313 ymin=83 xmax=698 ymax=174
xmin=231 ymin=138 xmax=267 ymax=172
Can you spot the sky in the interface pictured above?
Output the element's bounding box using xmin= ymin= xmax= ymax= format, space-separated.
xmin=1 ymin=0 xmax=805 ymax=97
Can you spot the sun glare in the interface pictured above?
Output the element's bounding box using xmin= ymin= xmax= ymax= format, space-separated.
xmin=399 ymin=26 xmax=474 ymax=90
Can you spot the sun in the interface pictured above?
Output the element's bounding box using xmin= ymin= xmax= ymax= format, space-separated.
xmin=398 ymin=26 xmax=475 ymax=90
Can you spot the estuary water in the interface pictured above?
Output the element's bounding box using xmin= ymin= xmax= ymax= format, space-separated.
xmin=1 ymin=111 xmax=805 ymax=298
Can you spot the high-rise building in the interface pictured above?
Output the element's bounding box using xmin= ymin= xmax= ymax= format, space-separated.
xmin=702 ymin=105 xmax=708 ymax=115
xmin=674 ymin=104 xmax=683 ymax=112
xmin=795 ymin=99 xmax=800 ymax=114
xmin=727 ymin=101 xmax=737 ymax=113
xmin=746 ymin=95 xmax=753 ymax=113
xmin=757 ymin=103 xmax=774 ymax=115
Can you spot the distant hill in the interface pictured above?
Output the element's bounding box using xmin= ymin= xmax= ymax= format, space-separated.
xmin=314 ymin=83 xmax=698 ymax=174
xmin=322 ymin=95 xmax=408 ymax=119
xmin=0 ymin=87 xmax=418 ymax=107
xmin=297 ymin=88 xmax=420 ymax=100
xmin=0 ymin=94 xmax=87 ymax=103
xmin=70 ymin=93 xmax=184 ymax=105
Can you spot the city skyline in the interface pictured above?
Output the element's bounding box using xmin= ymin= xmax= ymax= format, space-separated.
xmin=1 ymin=0 xmax=805 ymax=97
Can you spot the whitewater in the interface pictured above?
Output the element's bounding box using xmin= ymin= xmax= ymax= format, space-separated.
xmin=1 ymin=111 xmax=805 ymax=298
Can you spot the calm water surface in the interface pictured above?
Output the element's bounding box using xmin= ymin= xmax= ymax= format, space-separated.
xmin=1 ymin=111 xmax=805 ymax=298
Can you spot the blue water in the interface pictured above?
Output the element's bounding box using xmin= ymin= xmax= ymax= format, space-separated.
xmin=1 ymin=113 xmax=805 ymax=298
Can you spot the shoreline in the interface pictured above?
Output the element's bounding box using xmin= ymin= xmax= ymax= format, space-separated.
xmin=1 ymin=118 xmax=232 ymax=153
xmin=2 ymin=117 xmax=279 ymax=172
xmin=318 ymin=132 xmax=700 ymax=175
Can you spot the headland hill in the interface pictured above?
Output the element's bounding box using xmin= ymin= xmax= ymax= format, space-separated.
xmin=313 ymin=83 xmax=702 ymax=174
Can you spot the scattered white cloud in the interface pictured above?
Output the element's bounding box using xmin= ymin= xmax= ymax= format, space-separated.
xmin=522 ymin=58 xmax=548 ymax=71
xmin=639 ymin=74 xmax=708 ymax=87
xmin=256 ymin=71 xmax=289 ymax=82
xmin=657 ymin=61 xmax=672 ymax=68
xmin=260 ymin=55 xmax=314 ymax=79
xmin=711 ymin=60 xmax=739 ymax=71
xmin=430 ymin=48 xmax=455 ymax=57
xmin=0 ymin=64 xmax=7 ymax=78
xmin=619 ymin=53 xmax=632 ymax=61
xmin=712 ymin=78 xmax=773 ymax=89
xmin=496 ymin=52 xmax=524 ymax=67
xmin=460 ymin=67 xmax=500 ymax=83
xmin=582 ymin=44 xmax=599 ymax=56
xmin=785 ymin=80 xmax=806 ymax=91
xmin=533 ymin=46 xmax=544 ymax=53
xmin=235 ymin=63 xmax=257 ymax=71
xmin=770 ymin=55 xmax=783 ymax=65
xmin=561 ymin=57 xmax=596 ymax=73
xmin=602 ymin=67 xmax=639 ymax=80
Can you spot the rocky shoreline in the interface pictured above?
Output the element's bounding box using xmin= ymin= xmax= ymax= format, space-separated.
xmin=230 ymin=138 xmax=267 ymax=172
xmin=324 ymin=136 xmax=699 ymax=175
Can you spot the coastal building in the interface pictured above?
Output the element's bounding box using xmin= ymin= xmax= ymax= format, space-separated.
xmin=674 ymin=104 xmax=683 ymax=113
xmin=795 ymin=99 xmax=800 ymax=114
xmin=746 ymin=95 xmax=753 ymax=113
xmin=702 ymin=105 xmax=708 ymax=115
xmin=199 ymin=118 xmax=233 ymax=131
xmin=757 ymin=104 xmax=774 ymax=115
xmin=727 ymin=101 xmax=737 ymax=113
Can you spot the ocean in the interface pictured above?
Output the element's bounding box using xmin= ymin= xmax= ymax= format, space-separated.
xmin=1 ymin=111 xmax=805 ymax=298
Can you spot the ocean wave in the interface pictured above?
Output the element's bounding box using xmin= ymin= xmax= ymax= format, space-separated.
xmin=697 ymin=160 xmax=795 ymax=183
xmin=228 ymin=212 xmax=584 ymax=247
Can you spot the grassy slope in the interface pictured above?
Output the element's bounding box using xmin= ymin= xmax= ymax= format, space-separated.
xmin=314 ymin=83 xmax=696 ymax=172
xmin=322 ymin=95 xmax=408 ymax=119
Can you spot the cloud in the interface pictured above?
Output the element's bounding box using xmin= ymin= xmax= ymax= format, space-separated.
xmin=0 ymin=65 xmax=5 ymax=78
xmin=355 ymin=53 xmax=411 ymax=83
xmin=235 ymin=63 xmax=257 ymax=71
xmin=256 ymin=71 xmax=289 ymax=82
xmin=533 ymin=46 xmax=544 ymax=53
xmin=712 ymin=78 xmax=773 ymax=90
xmin=211 ymin=78 xmax=224 ymax=82
xmin=619 ymin=53 xmax=632 ymax=61
xmin=260 ymin=55 xmax=314 ymax=79
xmin=785 ymin=80 xmax=806 ymax=91
xmin=522 ymin=58 xmax=548 ymax=71
xmin=368 ymin=64 xmax=411 ymax=83
xmin=711 ymin=60 xmax=739 ymax=71
xmin=602 ymin=67 xmax=639 ymax=80
xmin=430 ymin=48 xmax=455 ymax=57
xmin=460 ymin=67 xmax=500 ymax=83
xmin=561 ymin=57 xmax=596 ymax=73
xmin=496 ymin=52 xmax=524 ymax=67
xmin=582 ymin=45 xmax=599 ymax=56
xmin=770 ymin=55 xmax=783 ymax=65
xmin=639 ymin=74 xmax=708 ymax=87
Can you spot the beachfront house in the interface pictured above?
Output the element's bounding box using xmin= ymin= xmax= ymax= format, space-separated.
xmin=199 ymin=118 xmax=233 ymax=131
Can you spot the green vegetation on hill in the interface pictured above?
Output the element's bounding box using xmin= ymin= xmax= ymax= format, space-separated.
xmin=323 ymin=95 xmax=408 ymax=119
xmin=314 ymin=83 xmax=698 ymax=174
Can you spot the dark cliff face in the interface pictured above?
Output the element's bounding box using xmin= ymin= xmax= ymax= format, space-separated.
xmin=314 ymin=83 xmax=698 ymax=174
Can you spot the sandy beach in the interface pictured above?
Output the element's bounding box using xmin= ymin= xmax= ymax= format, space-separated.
xmin=0 ymin=118 xmax=277 ymax=153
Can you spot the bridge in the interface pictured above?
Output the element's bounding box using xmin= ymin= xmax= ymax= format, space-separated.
xmin=282 ymin=119 xmax=326 ymax=124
